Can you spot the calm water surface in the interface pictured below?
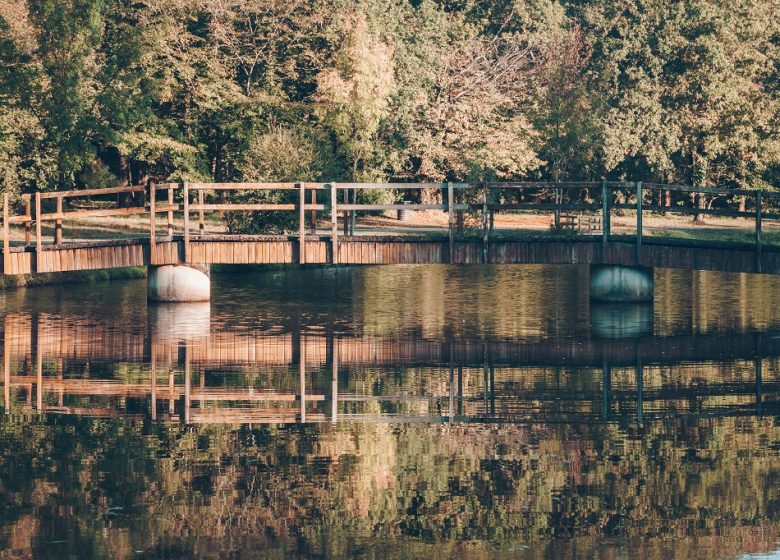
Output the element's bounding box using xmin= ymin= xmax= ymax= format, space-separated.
xmin=1 ymin=265 xmax=779 ymax=559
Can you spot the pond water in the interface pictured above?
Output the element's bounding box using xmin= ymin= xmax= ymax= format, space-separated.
xmin=1 ymin=264 xmax=779 ymax=559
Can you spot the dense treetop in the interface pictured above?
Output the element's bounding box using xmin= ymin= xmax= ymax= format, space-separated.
xmin=0 ymin=0 xmax=778 ymax=195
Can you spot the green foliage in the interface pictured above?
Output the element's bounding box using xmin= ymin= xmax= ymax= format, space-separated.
xmin=0 ymin=0 xmax=777 ymax=200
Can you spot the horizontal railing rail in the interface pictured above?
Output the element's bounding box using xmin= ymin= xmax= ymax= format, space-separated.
xmin=2 ymin=181 xmax=780 ymax=271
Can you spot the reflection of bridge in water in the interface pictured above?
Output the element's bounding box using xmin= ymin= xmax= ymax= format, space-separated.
xmin=2 ymin=311 xmax=779 ymax=424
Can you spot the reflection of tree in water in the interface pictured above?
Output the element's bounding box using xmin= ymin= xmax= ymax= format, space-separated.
xmin=1 ymin=417 xmax=779 ymax=559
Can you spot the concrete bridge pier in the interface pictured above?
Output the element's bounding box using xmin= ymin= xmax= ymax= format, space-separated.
xmin=590 ymin=265 xmax=654 ymax=303
xmin=148 ymin=264 xmax=210 ymax=302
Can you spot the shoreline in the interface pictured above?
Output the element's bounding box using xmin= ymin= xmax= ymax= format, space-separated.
xmin=0 ymin=267 xmax=147 ymax=291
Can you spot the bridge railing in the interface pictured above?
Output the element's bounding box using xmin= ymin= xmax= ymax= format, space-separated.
xmin=2 ymin=186 xmax=151 ymax=272
xmin=4 ymin=181 xmax=780 ymax=270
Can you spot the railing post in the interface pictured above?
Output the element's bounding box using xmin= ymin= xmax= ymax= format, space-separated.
xmin=756 ymin=190 xmax=762 ymax=272
xmin=2 ymin=193 xmax=9 ymax=274
xmin=54 ymin=196 xmax=62 ymax=244
xmin=636 ymin=181 xmax=643 ymax=264
xmin=330 ymin=183 xmax=338 ymax=264
xmin=149 ymin=182 xmax=156 ymax=265
xmin=198 ymin=188 xmax=205 ymax=235
xmin=310 ymin=188 xmax=317 ymax=235
xmin=350 ymin=189 xmax=356 ymax=236
xmin=481 ymin=183 xmax=488 ymax=263
xmin=447 ymin=182 xmax=454 ymax=263
xmin=601 ymin=180 xmax=609 ymax=242
xmin=35 ymin=192 xmax=41 ymax=256
xmin=298 ymin=182 xmax=306 ymax=264
xmin=167 ymin=185 xmax=174 ymax=237
xmin=183 ymin=181 xmax=190 ymax=263
xmin=342 ymin=188 xmax=349 ymax=236
xmin=24 ymin=197 xmax=31 ymax=245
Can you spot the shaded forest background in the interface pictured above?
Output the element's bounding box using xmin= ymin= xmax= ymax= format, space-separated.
xmin=0 ymin=0 xmax=779 ymax=198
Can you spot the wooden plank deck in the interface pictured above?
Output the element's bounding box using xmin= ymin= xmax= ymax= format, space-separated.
xmin=2 ymin=235 xmax=780 ymax=275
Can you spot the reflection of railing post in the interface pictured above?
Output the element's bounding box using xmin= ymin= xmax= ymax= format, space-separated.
xmin=483 ymin=350 xmax=489 ymax=418
xmin=150 ymin=342 xmax=157 ymax=420
xmin=299 ymin=335 xmax=306 ymax=423
xmin=457 ymin=365 xmax=463 ymax=417
xmin=331 ymin=336 xmax=338 ymax=423
xmin=184 ymin=342 xmax=191 ymax=424
xmin=3 ymin=317 xmax=10 ymax=413
xmin=168 ymin=365 xmax=174 ymax=415
xmin=331 ymin=183 xmax=338 ymax=265
xmin=756 ymin=358 xmax=763 ymax=416
xmin=636 ymin=356 xmax=643 ymax=423
xmin=489 ymin=363 xmax=495 ymax=416
xmin=636 ymin=181 xmax=643 ymax=265
xmin=35 ymin=324 xmax=42 ymax=413
xmin=602 ymin=181 xmax=610 ymax=243
xmin=602 ymin=358 xmax=611 ymax=421
xmin=448 ymin=345 xmax=454 ymax=422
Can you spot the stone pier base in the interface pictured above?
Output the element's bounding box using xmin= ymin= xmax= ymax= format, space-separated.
xmin=590 ymin=265 xmax=654 ymax=302
xmin=148 ymin=265 xmax=210 ymax=302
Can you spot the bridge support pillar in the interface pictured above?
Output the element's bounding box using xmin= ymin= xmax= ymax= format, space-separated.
xmin=590 ymin=265 xmax=653 ymax=303
xmin=148 ymin=265 xmax=210 ymax=302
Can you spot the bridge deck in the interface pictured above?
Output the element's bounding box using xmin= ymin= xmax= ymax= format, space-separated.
xmin=2 ymin=234 xmax=779 ymax=275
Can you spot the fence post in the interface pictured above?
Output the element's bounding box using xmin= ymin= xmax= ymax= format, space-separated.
xmin=350 ymin=189 xmax=356 ymax=235
xmin=601 ymin=180 xmax=609 ymax=243
xmin=481 ymin=183 xmax=489 ymax=263
xmin=331 ymin=183 xmax=338 ymax=264
xmin=35 ymin=192 xmax=41 ymax=256
xmin=54 ymin=196 xmax=62 ymax=244
xmin=198 ymin=188 xmax=205 ymax=235
xmin=310 ymin=188 xmax=317 ymax=235
xmin=447 ymin=182 xmax=454 ymax=263
xmin=24 ymin=197 xmax=31 ymax=245
xmin=342 ymin=188 xmax=349 ymax=236
xmin=756 ymin=190 xmax=762 ymax=272
xmin=183 ymin=181 xmax=190 ymax=263
xmin=149 ymin=182 xmax=156 ymax=265
xmin=167 ymin=185 xmax=174 ymax=237
xmin=298 ymin=182 xmax=306 ymax=264
xmin=636 ymin=181 xmax=643 ymax=264
xmin=3 ymin=193 xmax=9 ymax=274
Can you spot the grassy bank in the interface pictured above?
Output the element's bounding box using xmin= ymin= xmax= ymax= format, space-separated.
xmin=0 ymin=267 xmax=147 ymax=291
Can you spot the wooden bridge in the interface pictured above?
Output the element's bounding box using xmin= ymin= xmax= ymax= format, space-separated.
xmin=2 ymin=181 xmax=780 ymax=276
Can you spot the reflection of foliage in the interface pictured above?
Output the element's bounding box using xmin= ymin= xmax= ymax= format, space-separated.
xmin=1 ymin=414 xmax=780 ymax=559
